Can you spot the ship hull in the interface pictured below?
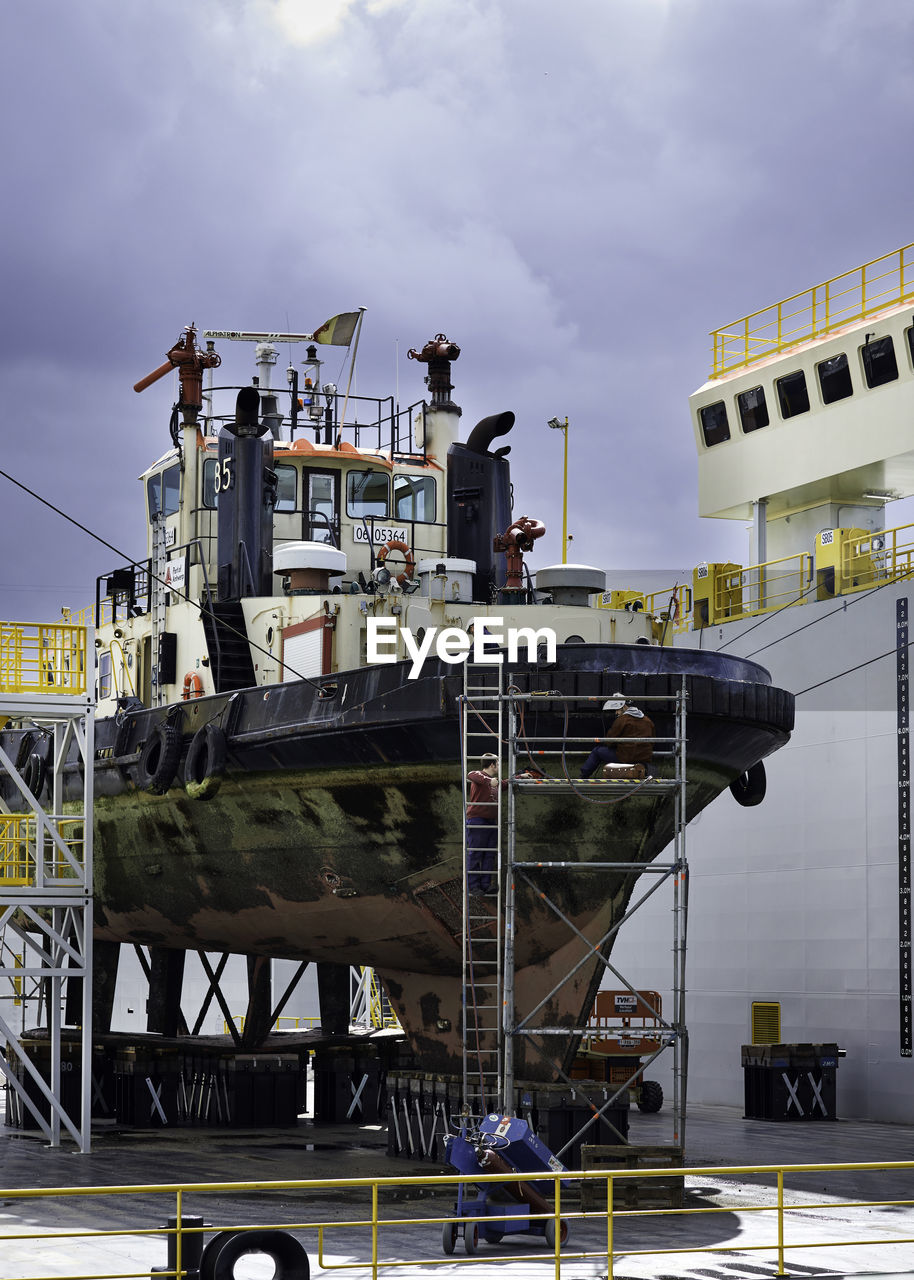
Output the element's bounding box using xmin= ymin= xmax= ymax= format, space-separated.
xmin=4 ymin=643 xmax=793 ymax=1077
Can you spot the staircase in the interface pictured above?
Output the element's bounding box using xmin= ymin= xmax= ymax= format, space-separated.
xmin=201 ymin=601 xmax=257 ymax=693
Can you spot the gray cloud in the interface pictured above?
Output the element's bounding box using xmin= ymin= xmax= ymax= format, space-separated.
xmin=2 ymin=0 xmax=914 ymax=620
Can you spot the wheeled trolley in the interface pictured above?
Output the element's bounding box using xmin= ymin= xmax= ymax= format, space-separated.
xmin=441 ymin=1114 xmax=570 ymax=1254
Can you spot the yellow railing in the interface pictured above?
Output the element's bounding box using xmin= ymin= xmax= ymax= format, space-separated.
xmin=0 ymin=815 xmax=84 ymax=886
xmin=0 ymin=622 xmax=88 ymax=695
xmin=712 ymin=552 xmax=813 ymax=620
xmin=224 ymin=1014 xmax=321 ymax=1034
xmin=711 ymin=242 xmax=914 ymax=377
xmin=840 ymin=521 xmax=914 ymax=593
xmin=0 ymin=1160 xmax=912 ymax=1279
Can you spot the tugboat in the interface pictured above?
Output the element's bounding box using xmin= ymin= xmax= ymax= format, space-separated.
xmin=2 ymin=320 xmax=793 ymax=1079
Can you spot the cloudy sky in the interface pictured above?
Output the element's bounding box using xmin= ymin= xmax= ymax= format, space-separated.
xmin=3 ymin=0 xmax=914 ymax=623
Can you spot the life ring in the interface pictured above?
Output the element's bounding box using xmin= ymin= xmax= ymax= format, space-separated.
xmin=137 ymin=722 xmax=182 ymax=795
xmin=200 ymin=1230 xmax=309 ymax=1280
xmin=183 ymin=723 xmax=227 ymax=801
xmin=376 ymin=539 xmax=415 ymax=585
xmin=182 ymin=671 xmax=204 ymax=700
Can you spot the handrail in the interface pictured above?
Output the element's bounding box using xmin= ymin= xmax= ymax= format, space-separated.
xmin=0 ymin=622 xmax=88 ymax=695
xmin=1 ymin=1159 xmax=913 ymax=1280
xmin=710 ymin=242 xmax=914 ymax=377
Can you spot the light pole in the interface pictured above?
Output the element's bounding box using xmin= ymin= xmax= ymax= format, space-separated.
xmin=547 ymin=416 xmax=569 ymax=563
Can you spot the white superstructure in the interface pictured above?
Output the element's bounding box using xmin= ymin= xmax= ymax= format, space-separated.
xmin=611 ymin=245 xmax=914 ymax=1122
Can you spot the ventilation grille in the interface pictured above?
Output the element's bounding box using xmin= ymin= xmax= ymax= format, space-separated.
xmin=751 ymin=1001 xmax=781 ymax=1044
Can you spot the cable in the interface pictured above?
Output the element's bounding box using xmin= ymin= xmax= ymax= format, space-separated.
xmin=0 ymin=467 xmax=323 ymax=692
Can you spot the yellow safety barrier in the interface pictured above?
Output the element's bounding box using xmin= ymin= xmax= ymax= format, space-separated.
xmin=692 ymin=553 xmax=813 ymax=627
xmin=224 ymin=1013 xmax=321 ymax=1034
xmin=711 ymin=242 xmax=914 ymax=377
xmin=0 ymin=814 xmax=83 ymax=886
xmin=0 ymin=622 xmax=88 ymax=695
xmin=0 ymin=1160 xmax=913 ymax=1280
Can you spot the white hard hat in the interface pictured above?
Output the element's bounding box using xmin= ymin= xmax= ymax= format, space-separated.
xmin=602 ymin=694 xmax=626 ymax=711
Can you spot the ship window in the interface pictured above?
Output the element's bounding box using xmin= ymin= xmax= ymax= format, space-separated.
xmin=275 ymin=465 xmax=297 ymax=513
xmin=97 ymin=650 xmax=112 ymax=701
xmin=775 ymin=370 xmax=810 ymax=418
xmin=817 ymin=353 xmax=853 ymax=404
xmin=907 ymin=326 xmax=914 ymax=368
xmin=147 ymin=464 xmax=181 ymax=520
xmin=862 ymin=335 xmax=898 ymax=388
xmin=736 ymin=386 xmax=769 ymax=433
xmin=699 ymin=401 xmax=730 ymax=446
xmin=394 ymin=474 xmax=437 ymax=522
xmin=202 ymin=458 xmax=217 ymax=508
xmin=346 ymin=470 xmax=389 ymax=518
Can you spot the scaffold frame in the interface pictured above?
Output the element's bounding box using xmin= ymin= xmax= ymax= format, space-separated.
xmin=0 ymin=626 xmax=94 ymax=1152
xmin=458 ymin=678 xmax=690 ymax=1157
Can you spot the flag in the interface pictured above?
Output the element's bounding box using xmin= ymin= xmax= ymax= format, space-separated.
xmin=312 ymin=311 xmax=360 ymax=346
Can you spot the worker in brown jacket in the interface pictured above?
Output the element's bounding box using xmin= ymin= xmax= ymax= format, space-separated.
xmin=580 ymin=694 xmax=654 ymax=778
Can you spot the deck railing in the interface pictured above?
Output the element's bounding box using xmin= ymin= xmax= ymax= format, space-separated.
xmin=0 ymin=622 xmax=88 ymax=695
xmin=710 ymin=242 xmax=914 ymax=377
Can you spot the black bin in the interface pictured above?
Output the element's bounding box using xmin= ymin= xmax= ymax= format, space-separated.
xmin=742 ymin=1042 xmax=840 ymax=1121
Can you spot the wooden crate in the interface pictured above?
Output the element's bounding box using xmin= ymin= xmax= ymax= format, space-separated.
xmin=579 ymin=1144 xmax=684 ymax=1210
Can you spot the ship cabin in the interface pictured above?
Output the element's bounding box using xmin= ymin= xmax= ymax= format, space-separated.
xmin=90 ymin=337 xmax=657 ymax=714
xmin=686 ymin=244 xmax=914 ymax=629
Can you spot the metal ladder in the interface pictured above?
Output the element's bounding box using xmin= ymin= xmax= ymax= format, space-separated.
xmin=460 ymin=661 xmax=504 ymax=1117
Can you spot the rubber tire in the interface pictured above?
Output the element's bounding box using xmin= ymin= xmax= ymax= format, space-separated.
xmin=729 ymin=761 xmax=767 ymax=807
xmin=22 ymin=751 xmax=48 ymax=800
xmin=137 ymin=722 xmax=182 ymax=795
xmin=638 ymin=1079 xmax=664 ymax=1113
xmin=544 ymin=1219 xmax=569 ymax=1248
xmin=200 ymin=1229 xmax=309 ymax=1280
xmin=183 ymin=723 xmax=227 ymax=801
xmin=442 ymin=1221 xmax=457 ymax=1255
xmin=463 ymin=1223 xmax=479 ymax=1254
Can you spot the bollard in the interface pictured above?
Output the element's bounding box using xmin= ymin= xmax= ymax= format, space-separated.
xmin=151 ymin=1214 xmax=206 ymax=1280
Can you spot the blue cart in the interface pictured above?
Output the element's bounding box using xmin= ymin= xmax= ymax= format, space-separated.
xmin=441 ymin=1114 xmax=571 ymax=1254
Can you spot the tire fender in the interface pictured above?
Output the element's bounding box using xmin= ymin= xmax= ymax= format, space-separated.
xmin=729 ymin=760 xmax=767 ymax=807
xmin=184 ymin=723 xmax=227 ymax=801
xmin=137 ymin=722 xmax=182 ymax=795
xmin=201 ymin=1230 xmax=309 ymax=1280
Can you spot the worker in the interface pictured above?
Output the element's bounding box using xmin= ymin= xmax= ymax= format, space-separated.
xmin=466 ymin=753 xmax=502 ymax=893
xmin=580 ymin=694 xmax=654 ymax=778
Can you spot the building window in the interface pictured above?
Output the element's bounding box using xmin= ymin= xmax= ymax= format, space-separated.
xmin=817 ymin=353 xmax=853 ymax=404
xmin=776 ymin=370 xmax=810 ymax=418
xmin=862 ymin=335 xmax=898 ymax=388
xmin=737 ymin=386 xmax=769 ymax=433
xmin=275 ymin=464 xmax=297 ymax=513
xmin=394 ymin=474 xmax=437 ymax=522
xmin=751 ymin=1000 xmax=781 ymax=1044
xmin=699 ymin=401 xmax=730 ymax=446
xmin=346 ymin=470 xmax=389 ymax=518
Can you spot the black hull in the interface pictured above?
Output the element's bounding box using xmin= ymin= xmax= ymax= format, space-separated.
xmin=2 ymin=643 xmax=793 ymax=1077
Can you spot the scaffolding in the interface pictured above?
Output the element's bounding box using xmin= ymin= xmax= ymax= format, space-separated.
xmin=0 ymin=621 xmax=94 ymax=1150
xmin=459 ymin=675 xmax=690 ymax=1157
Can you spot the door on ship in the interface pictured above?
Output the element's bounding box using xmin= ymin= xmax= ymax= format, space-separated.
xmin=304 ymin=470 xmax=339 ymax=545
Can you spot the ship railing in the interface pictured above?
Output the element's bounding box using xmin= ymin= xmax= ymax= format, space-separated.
xmin=594 ymin=585 xmax=693 ymax=642
xmin=710 ymin=241 xmax=914 ymax=377
xmin=0 ymin=622 xmax=88 ymax=696
xmin=3 ymin=1159 xmax=913 ymax=1278
xmin=0 ymin=815 xmax=84 ymax=887
xmin=839 ymin=521 xmax=914 ymax=594
xmin=223 ymin=1014 xmax=321 ymax=1035
xmin=695 ymin=553 xmax=814 ymax=625
xmin=201 ymin=384 xmax=430 ymax=461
